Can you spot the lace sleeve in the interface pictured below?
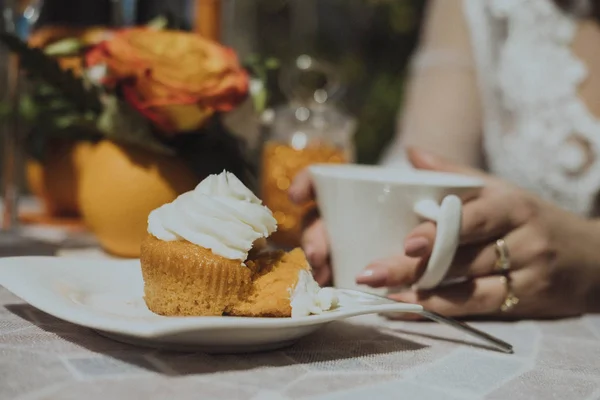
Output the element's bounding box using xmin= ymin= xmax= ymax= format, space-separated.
xmin=380 ymin=0 xmax=484 ymax=169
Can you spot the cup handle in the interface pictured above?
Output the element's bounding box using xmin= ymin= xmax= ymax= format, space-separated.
xmin=412 ymin=195 xmax=462 ymax=290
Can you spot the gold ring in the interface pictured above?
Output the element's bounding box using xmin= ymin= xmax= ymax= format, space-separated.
xmin=494 ymin=238 xmax=511 ymax=273
xmin=499 ymin=275 xmax=519 ymax=313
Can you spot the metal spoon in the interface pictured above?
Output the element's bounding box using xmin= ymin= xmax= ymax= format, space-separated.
xmin=336 ymin=289 xmax=514 ymax=354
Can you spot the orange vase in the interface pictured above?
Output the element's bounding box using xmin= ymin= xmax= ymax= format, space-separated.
xmin=78 ymin=140 xmax=199 ymax=258
xmin=25 ymin=140 xmax=93 ymax=218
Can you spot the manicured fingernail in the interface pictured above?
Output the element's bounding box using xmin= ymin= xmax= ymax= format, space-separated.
xmin=356 ymin=265 xmax=388 ymax=286
xmin=404 ymin=237 xmax=430 ymax=257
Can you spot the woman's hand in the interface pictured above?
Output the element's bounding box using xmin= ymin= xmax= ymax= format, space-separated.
xmin=359 ymin=148 xmax=600 ymax=319
xmin=289 ymin=171 xmax=332 ymax=286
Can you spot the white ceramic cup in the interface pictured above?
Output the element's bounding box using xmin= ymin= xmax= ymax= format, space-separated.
xmin=309 ymin=164 xmax=484 ymax=294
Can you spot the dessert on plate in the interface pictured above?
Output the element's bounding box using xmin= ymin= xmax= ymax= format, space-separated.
xmin=140 ymin=170 xmax=337 ymax=317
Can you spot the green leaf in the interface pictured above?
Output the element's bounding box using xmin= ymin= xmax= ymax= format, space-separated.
xmin=0 ymin=33 xmax=102 ymax=115
xmin=37 ymin=83 xmax=57 ymax=97
xmin=146 ymin=15 xmax=169 ymax=30
xmin=250 ymin=82 xmax=267 ymax=114
xmin=43 ymin=38 xmax=83 ymax=56
xmin=19 ymin=94 xmax=39 ymax=121
xmin=47 ymin=97 xmax=74 ymax=112
xmin=244 ymin=54 xmax=260 ymax=65
xmin=54 ymin=114 xmax=85 ymax=129
xmin=96 ymin=96 xmax=174 ymax=155
xmin=264 ymin=57 xmax=280 ymax=70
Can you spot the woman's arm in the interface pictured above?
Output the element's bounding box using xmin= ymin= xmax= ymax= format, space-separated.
xmin=380 ymin=0 xmax=484 ymax=169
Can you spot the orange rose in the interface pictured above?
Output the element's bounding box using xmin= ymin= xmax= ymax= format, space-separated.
xmin=86 ymin=28 xmax=249 ymax=133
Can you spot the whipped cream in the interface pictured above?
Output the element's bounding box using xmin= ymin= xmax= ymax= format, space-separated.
xmin=147 ymin=171 xmax=277 ymax=261
xmin=290 ymin=270 xmax=339 ymax=318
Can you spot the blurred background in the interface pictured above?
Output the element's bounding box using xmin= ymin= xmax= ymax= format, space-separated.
xmin=3 ymin=0 xmax=427 ymax=162
xmin=223 ymin=0 xmax=425 ymax=164
xmin=0 ymin=0 xmax=427 ymax=255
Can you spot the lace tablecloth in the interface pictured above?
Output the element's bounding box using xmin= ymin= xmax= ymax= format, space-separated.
xmin=2 ymin=247 xmax=600 ymax=399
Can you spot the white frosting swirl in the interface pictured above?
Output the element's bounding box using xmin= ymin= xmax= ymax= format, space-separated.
xmin=290 ymin=270 xmax=339 ymax=318
xmin=147 ymin=171 xmax=277 ymax=260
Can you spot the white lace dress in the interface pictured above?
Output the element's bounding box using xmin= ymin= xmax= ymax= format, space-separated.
xmin=383 ymin=0 xmax=600 ymax=217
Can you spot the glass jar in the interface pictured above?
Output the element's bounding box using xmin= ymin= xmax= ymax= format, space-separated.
xmin=260 ymin=55 xmax=355 ymax=248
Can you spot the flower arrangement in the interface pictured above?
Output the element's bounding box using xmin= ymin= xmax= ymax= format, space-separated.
xmin=0 ymin=21 xmax=270 ymax=256
xmin=0 ymin=20 xmax=258 ymax=181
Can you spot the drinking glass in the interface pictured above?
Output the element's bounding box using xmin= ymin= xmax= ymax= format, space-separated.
xmin=0 ymin=0 xmax=56 ymax=255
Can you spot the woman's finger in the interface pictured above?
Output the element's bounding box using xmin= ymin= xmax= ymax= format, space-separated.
xmin=405 ymin=195 xmax=525 ymax=258
xmin=397 ymin=226 xmax=533 ymax=286
xmin=313 ymin=263 xmax=332 ymax=286
xmin=301 ymin=218 xmax=331 ymax=283
xmin=389 ymin=273 xmax=513 ymax=317
xmin=302 ymin=218 xmax=329 ymax=267
xmin=356 ymin=254 xmax=427 ymax=288
xmin=404 ymin=222 xmax=436 ymax=257
xmin=289 ymin=169 xmax=315 ymax=204
xmin=404 ymin=197 xmax=512 ymax=250
xmin=458 ymin=196 xmax=523 ymax=244
xmin=446 ymin=225 xmax=536 ymax=279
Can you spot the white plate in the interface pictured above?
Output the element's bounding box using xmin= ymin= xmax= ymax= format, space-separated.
xmin=0 ymin=256 xmax=424 ymax=353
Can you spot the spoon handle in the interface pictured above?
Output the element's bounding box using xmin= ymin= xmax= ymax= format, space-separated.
xmin=336 ymin=289 xmax=513 ymax=354
xmin=419 ymin=310 xmax=513 ymax=354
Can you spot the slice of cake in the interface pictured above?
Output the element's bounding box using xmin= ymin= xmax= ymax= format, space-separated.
xmin=230 ymin=248 xmax=337 ymax=318
xmin=140 ymin=170 xmax=337 ymax=317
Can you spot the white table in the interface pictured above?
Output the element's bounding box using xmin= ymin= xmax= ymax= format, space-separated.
xmin=1 ymin=236 xmax=600 ymax=399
